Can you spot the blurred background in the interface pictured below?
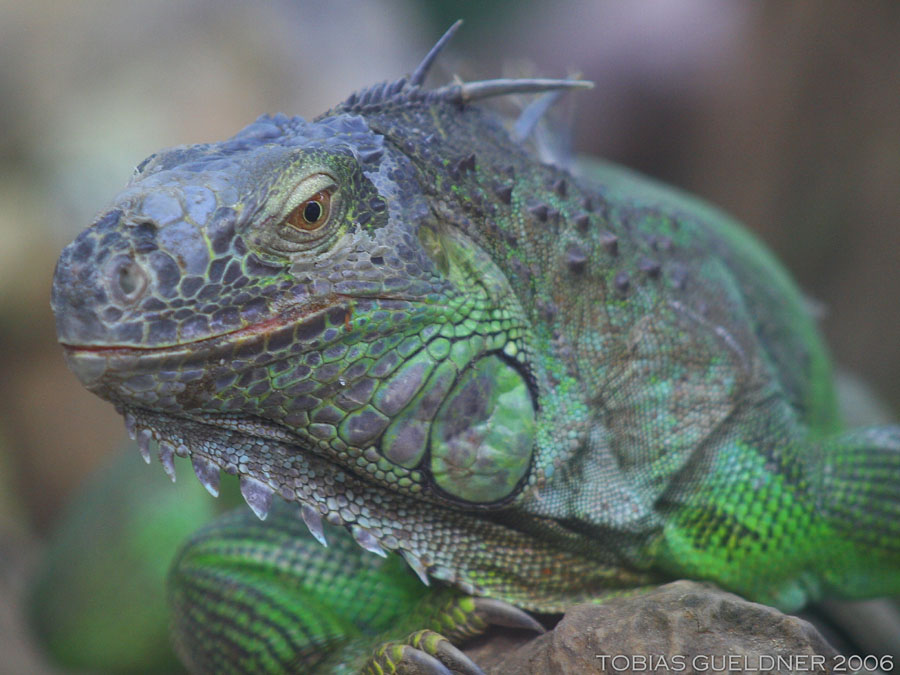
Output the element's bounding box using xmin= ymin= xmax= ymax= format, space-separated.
xmin=1 ymin=0 xmax=898 ymax=671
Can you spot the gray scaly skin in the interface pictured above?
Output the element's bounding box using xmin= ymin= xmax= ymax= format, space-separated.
xmin=52 ymin=23 xmax=900 ymax=673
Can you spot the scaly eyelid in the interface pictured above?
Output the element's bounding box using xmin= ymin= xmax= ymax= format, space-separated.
xmin=281 ymin=172 xmax=339 ymax=220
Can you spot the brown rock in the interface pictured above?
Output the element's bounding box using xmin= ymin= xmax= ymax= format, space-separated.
xmin=467 ymin=581 xmax=839 ymax=675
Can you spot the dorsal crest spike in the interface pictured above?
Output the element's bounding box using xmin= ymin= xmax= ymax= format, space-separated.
xmin=512 ymin=90 xmax=566 ymax=143
xmin=336 ymin=22 xmax=593 ymax=114
xmin=410 ymin=20 xmax=463 ymax=87
xmin=434 ymin=78 xmax=593 ymax=105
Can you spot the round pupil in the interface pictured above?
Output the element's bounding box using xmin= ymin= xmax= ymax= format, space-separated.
xmin=303 ymin=200 xmax=323 ymax=223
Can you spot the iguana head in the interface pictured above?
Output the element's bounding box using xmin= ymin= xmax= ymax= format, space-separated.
xmin=52 ymin=23 xmax=594 ymax=587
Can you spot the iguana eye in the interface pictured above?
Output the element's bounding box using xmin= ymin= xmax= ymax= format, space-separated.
xmin=286 ymin=190 xmax=332 ymax=231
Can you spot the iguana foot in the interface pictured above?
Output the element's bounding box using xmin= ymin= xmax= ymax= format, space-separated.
xmin=415 ymin=593 xmax=546 ymax=644
xmin=361 ymin=594 xmax=544 ymax=674
xmin=365 ymin=630 xmax=482 ymax=675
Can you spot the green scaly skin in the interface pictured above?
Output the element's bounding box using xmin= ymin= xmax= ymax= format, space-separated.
xmin=51 ymin=24 xmax=900 ymax=673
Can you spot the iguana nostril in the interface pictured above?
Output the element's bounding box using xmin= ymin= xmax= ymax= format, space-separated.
xmin=107 ymin=254 xmax=148 ymax=304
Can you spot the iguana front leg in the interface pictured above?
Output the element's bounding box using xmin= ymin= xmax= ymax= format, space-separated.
xmin=169 ymin=501 xmax=542 ymax=674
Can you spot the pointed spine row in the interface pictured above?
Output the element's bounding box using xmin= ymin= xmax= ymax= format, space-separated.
xmin=122 ymin=416 xmax=433 ymax=586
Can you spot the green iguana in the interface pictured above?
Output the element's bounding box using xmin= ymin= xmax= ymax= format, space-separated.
xmin=50 ymin=23 xmax=900 ymax=674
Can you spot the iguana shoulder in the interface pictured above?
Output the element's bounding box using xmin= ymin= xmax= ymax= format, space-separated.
xmin=576 ymin=157 xmax=837 ymax=432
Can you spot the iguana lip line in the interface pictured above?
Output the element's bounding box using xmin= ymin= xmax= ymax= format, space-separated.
xmin=60 ymin=292 xmax=414 ymax=356
xmin=61 ymin=296 xmax=344 ymax=356
xmin=61 ymin=309 xmax=332 ymax=356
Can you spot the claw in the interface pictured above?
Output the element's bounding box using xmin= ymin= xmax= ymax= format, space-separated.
xmin=300 ymin=503 xmax=327 ymax=547
xmin=399 ymin=649 xmax=454 ymax=675
xmin=137 ymin=428 xmax=152 ymax=464
xmin=351 ymin=525 xmax=387 ymax=558
xmin=191 ymin=455 xmax=220 ymax=497
xmin=158 ymin=442 xmax=177 ymax=482
xmin=401 ymin=550 xmax=430 ymax=586
xmin=240 ymin=476 xmax=274 ymax=521
xmin=473 ymin=597 xmax=545 ymax=634
xmin=429 ymin=639 xmax=485 ymax=675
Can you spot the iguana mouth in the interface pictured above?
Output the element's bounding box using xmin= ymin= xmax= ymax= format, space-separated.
xmin=61 ymin=314 xmax=296 ymax=354
xmin=59 ymin=295 xmax=350 ymax=356
xmin=60 ymin=291 xmax=420 ymax=358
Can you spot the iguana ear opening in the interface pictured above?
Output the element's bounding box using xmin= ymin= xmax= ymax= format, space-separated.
xmin=416 ymin=223 xmax=505 ymax=301
xmin=420 ymin=224 xmax=527 ymax=317
xmin=417 ymin=223 xmax=450 ymax=276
